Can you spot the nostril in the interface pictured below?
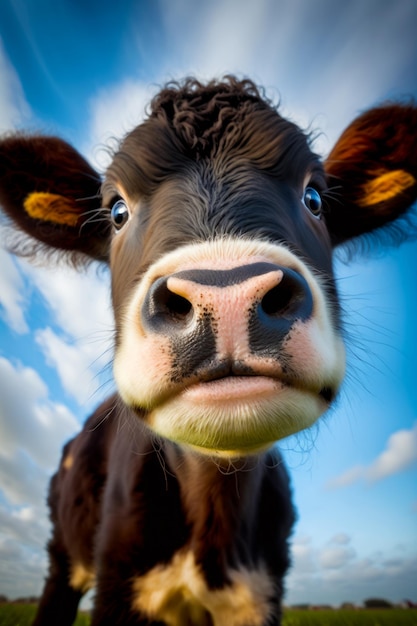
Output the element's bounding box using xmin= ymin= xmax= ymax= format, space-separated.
xmin=164 ymin=292 xmax=193 ymax=319
xmin=261 ymin=283 xmax=294 ymax=317
xmin=143 ymin=277 xmax=194 ymax=332
xmin=260 ymin=269 xmax=313 ymax=321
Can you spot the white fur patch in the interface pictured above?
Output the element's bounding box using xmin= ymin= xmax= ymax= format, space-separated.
xmin=132 ymin=551 xmax=274 ymax=626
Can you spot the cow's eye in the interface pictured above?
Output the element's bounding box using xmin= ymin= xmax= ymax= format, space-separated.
xmin=303 ymin=187 xmax=322 ymax=218
xmin=110 ymin=199 xmax=130 ymax=230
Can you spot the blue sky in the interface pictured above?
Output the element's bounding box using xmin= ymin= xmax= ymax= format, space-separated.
xmin=0 ymin=0 xmax=416 ymax=607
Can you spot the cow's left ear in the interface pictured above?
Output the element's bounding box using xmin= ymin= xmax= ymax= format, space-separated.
xmin=324 ymin=103 xmax=417 ymax=245
xmin=0 ymin=134 xmax=110 ymax=263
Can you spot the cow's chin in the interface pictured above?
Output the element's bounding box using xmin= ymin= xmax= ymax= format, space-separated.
xmin=142 ymin=377 xmax=329 ymax=457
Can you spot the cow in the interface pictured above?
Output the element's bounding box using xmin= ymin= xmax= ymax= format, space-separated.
xmin=0 ymin=77 xmax=416 ymax=626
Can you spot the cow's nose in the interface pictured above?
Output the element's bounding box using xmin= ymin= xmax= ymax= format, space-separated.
xmin=249 ymin=266 xmax=313 ymax=354
xmin=141 ymin=263 xmax=313 ymax=345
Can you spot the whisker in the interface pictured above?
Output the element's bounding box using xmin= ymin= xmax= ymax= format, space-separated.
xmin=78 ymin=207 xmax=111 ymax=234
xmin=86 ymin=401 xmax=117 ymax=433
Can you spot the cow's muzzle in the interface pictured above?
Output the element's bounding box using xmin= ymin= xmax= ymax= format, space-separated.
xmin=141 ymin=263 xmax=313 ymax=364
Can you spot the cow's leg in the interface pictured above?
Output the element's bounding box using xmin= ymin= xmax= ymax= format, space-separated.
xmin=32 ymin=534 xmax=83 ymax=626
xmin=90 ymin=579 xmax=165 ymax=626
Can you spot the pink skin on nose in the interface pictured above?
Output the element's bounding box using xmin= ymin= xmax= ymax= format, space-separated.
xmin=166 ymin=269 xmax=285 ymax=402
xmin=166 ymin=269 xmax=284 ymax=358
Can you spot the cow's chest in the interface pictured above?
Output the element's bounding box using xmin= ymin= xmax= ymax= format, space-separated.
xmin=131 ymin=550 xmax=274 ymax=626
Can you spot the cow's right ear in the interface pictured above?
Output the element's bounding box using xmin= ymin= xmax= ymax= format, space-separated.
xmin=0 ymin=134 xmax=111 ymax=263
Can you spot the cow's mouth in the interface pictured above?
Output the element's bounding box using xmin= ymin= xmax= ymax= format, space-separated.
xmin=182 ymin=375 xmax=280 ymax=404
xmin=179 ymin=362 xmax=336 ymax=407
xmin=144 ymin=368 xmax=337 ymax=455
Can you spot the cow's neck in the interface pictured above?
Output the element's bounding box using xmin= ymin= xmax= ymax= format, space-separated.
xmin=165 ymin=443 xmax=265 ymax=585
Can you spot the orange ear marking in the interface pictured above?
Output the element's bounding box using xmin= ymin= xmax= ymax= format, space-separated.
xmin=23 ymin=192 xmax=80 ymax=227
xmin=359 ymin=169 xmax=416 ymax=208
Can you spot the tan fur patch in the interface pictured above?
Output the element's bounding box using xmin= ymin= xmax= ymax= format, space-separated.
xmin=70 ymin=563 xmax=96 ymax=593
xmin=23 ymin=192 xmax=80 ymax=227
xmin=359 ymin=169 xmax=415 ymax=207
xmin=132 ymin=551 xmax=274 ymax=626
xmin=62 ymin=454 xmax=74 ymax=470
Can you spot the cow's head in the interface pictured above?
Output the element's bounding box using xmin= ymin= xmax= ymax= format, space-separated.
xmin=1 ymin=78 xmax=416 ymax=456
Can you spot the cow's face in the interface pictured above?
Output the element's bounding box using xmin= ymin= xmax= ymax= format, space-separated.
xmin=106 ymin=110 xmax=345 ymax=455
xmin=1 ymin=79 xmax=415 ymax=455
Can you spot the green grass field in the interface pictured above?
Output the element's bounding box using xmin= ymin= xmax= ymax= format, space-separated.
xmin=283 ymin=609 xmax=417 ymax=625
xmin=0 ymin=605 xmax=416 ymax=625
xmin=0 ymin=604 xmax=89 ymax=626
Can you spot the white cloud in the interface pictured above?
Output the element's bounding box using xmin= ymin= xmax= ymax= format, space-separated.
xmin=0 ymin=504 xmax=49 ymax=562
xmin=18 ymin=260 xmax=115 ymax=406
xmin=366 ymin=424 xmax=417 ymax=481
xmin=292 ymin=535 xmax=356 ymax=576
xmin=0 ymin=253 xmax=114 ymax=407
xmin=0 ymin=39 xmax=31 ymax=132
xmin=291 ymin=536 xmax=317 ymax=574
xmin=0 ymin=252 xmax=113 ymax=364
xmin=0 ymin=452 xmax=47 ymax=509
xmin=0 ymin=536 xmax=47 ymax=599
xmin=327 ymin=465 xmax=364 ymax=489
xmin=84 ymin=79 xmax=156 ymax=170
xmin=287 ymin=533 xmax=417 ymax=606
xmin=319 ymin=545 xmax=356 ymax=570
xmin=181 ymin=0 xmax=276 ymax=77
xmin=0 ymin=356 xmax=81 ymax=598
xmin=327 ymin=423 xmax=417 ymax=488
xmin=35 ymin=326 xmax=109 ymax=405
xmin=0 ymin=356 xmax=79 ymax=474
xmin=20 ymin=260 xmax=113 ymax=343
xmin=0 ymin=249 xmax=28 ymax=333
xmin=330 ymin=533 xmax=351 ymax=545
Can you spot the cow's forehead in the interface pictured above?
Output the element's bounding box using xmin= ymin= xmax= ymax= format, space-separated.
xmin=103 ymin=93 xmax=321 ymax=201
